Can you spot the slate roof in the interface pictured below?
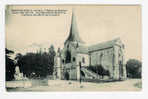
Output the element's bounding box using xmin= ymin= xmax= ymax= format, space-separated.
xmin=75 ymin=38 xmax=122 ymax=54
xmin=64 ymin=12 xmax=85 ymax=45
xmin=88 ymin=38 xmax=122 ymax=52
xmin=64 ymin=11 xmax=123 ymax=55
xmin=76 ymin=46 xmax=89 ymax=54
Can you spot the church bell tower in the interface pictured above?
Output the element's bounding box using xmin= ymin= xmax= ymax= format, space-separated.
xmin=64 ymin=10 xmax=85 ymax=49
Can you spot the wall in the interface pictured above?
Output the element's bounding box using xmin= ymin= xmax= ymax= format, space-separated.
xmin=69 ymin=67 xmax=77 ymax=80
xmin=76 ymin=53 xmax=89 ymax=67
xmin=90 ymin=47 xmax=114 ymax=77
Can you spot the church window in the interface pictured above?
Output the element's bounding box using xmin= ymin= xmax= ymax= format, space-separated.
xmin=65 ymin=50 xmax=71 ymax=63
xmin=100 ymin=52 xmax=103 ymax=57
xmin=82 ymin=57 xmax=85 ymax=63
xmin=107 ymin=50 xmax=110 ymax=54
xmin=67 ymin=44 xmax=69 ymax=49
xmin=73 ymin=57 xmax=76 ymax=62
xmin=62 ymin=59 xmax=65 ymax=64
xmin=100 ymin=53 xmax=103 ymax=65
xmin=76 ymin=43 xmax=79 ymax=48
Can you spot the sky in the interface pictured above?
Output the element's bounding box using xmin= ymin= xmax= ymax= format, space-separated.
xmin=6 ymin=5 xmax=142 ymax=62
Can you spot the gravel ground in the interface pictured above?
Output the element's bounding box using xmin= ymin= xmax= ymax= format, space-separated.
xmin=6 ymin=79 xmax=142 ymax=92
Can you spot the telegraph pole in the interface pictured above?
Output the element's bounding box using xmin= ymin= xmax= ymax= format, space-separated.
xmin=79 ymin=62 xmax=81 ymax=84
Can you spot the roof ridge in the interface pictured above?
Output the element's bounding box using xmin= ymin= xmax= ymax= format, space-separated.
xmin=88 ymin=38 xmax=121 ymax=51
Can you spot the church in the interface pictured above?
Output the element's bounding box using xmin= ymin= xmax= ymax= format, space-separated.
xmin=54 ymin=12 xmax=127 ymax=81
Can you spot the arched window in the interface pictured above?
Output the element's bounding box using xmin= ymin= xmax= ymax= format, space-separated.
xmin=82 ymin=57 xmax=85 ymax=63
xmin=67 ymin=44 xmax=69 ymax=49
xmin=100 ymin=53 xmax=103 ymax=65
xmin=65 ymin=50 xmax=71 ymax=63
xmin=62 ymin=59 xmax=65 ymax=64
xmin=118 ymin=52 xmax=121 ymax=57
xmin=73 ymin=57 xmax=76 ymax=62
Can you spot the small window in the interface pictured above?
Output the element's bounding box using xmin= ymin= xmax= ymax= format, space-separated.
xmin=82 ymin=57 xmax=85 ymax=63
xmin=73 ymin=57 xmax=76 ymax=62
xmin=100 ymin=53 xmax=103 ymax=59
xmin=67 ymin=45 xmax=69 ymax=49
xmin=100 ymin=53 xmax=103 ymax=57
xmin=62 ymin=59 xmax=65 ymax=64
xmin=119 ymin=53 xmax=121 ymax=57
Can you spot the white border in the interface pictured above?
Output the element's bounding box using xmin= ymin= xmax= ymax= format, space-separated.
xmin=0 ymin=0 xmax=147 ymax=99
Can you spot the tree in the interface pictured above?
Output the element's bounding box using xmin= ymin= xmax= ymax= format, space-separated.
xmin=87 ymin=65 xmax=110 ymax=79
xmin=6 ymin=48 xmax=15 ymax=81
xmin=48 ymin=45 xmax=56 ymax=75
xmin=15 ymin=45 xmax=56 ymax=78
xmin=16 ymin=52 xmax=50 ymax=78
xmin=15 ymin=53 xmax=23 ymax=62
xmin=126 ymin=59 xmax=142 ymax=78
xmin=6 ymin=48 xmax=14 ymax=54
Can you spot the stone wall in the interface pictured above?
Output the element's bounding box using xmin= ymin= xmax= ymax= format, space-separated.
xmin=70 ymin=67 xmax=77 ymax=80
xmin=76 ymin=53 xmax=89 ymax=67
xmin=90 ymin=47 xmax=114 ymax=77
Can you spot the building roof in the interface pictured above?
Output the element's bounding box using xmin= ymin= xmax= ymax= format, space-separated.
xmin=64 ymin=11 xmax=85 ymax=45
xmin=64 ymin=11 xmax=124 ymax=55
xmin=76 ymin=46 xmax=89 ymax=54
xmin=88 ymin=38 xmax=122 ymax=52
xmin=76 ymin=38 xmax=122 ymax=54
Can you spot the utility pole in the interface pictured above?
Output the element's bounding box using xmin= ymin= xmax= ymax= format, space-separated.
xmin=79 ymin=62 xmax=81 ymax=84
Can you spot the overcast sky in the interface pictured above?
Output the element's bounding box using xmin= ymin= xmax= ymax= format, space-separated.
xmin=6 ymin=5 xmax=141 ymax=61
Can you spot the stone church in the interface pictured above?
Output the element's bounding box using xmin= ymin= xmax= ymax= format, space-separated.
xmin=54 ymin=12 xmax=127 ymax=81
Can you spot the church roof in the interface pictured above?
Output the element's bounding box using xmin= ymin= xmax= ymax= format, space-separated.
xmin=76 ymin=46 xmax=89 ymax=54
xmin=63 ymin=11 xmax=124 ymax=55
xmin=75 ymin=38 xmax=123 ymax=54
xmin=64 ymin=11 xmax=85 ymax=45
xmin=88 ymin=38 xmax=123 ymax=52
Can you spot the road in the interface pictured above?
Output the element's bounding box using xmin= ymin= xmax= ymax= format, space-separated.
xmin=6 ymin=79 xmax=142 ymax=92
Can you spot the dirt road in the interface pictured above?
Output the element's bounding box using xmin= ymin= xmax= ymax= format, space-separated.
xmin=6 ymin=79 xmax=142 ymax=92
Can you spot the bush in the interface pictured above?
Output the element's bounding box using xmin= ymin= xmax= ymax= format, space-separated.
xmin=126 ymin=59 xmax=142 ymax=78
xmin=87 ymin=65 xmax=110 ymax=77
xmin=15 ymin=45 xmax=56 ymax=78
xmin=6 ymin=48 xmax=15 ymax=81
